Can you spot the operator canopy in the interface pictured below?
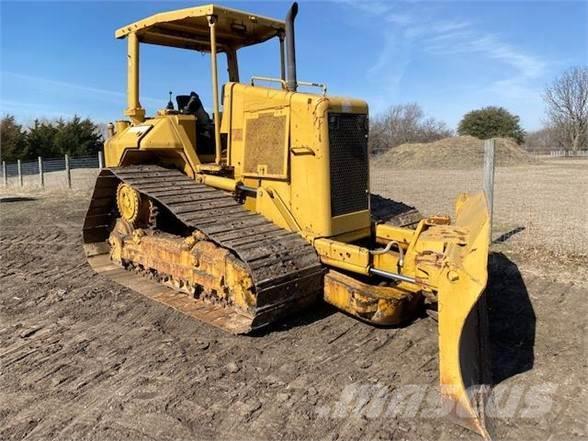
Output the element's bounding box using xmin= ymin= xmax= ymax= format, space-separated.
xmin=115 ymin=4 xmax=286 ymax=52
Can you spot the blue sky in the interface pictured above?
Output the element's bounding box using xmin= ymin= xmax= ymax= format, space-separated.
xmin=1 ymin=1 xmax=587 ymax=131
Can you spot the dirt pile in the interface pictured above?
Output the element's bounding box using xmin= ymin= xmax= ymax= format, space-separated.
xmin=374 ymin=136 xmax=536 ymax=169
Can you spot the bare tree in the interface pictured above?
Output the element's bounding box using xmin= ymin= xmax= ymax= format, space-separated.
xmin=369 ymin=103 xmax=453 ymax=154
xmin=543 ymin=66 xmax=588 ymax=150
xmin=524 ymin=125 xmax=567 ymax=152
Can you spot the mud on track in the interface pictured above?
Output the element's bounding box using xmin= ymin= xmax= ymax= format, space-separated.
xmin=1 ymin=191 xmax=586 ymax=441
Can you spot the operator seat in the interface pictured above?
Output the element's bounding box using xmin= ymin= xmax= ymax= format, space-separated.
xmin=176 ymin=92 xmax=214 ymax=155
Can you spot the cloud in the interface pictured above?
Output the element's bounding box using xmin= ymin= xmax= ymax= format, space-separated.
xmin=1 ymin=71 xmax=161 ymax=106
xmin=424 ymin=34 xmax=545 ymax=79
xmin=341 ymin=0 xmax=546 ymax=115
xmin=385 ymin=13 xmax=416 ymax=26
xmin=366 ymin=32 xmax=413 ymax=112
xmin=432 ymin=20 xmax=470 ymax=34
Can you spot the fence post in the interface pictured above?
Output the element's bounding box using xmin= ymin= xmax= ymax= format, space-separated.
xmin=17 ymin=159 xmax=23 ymax=187
xmin=98 ymin=150 xmax=104 ymax=170
xmin=483 ymin=139 xmax=496 ymax=243
xmin=65 ymin=154 xmax=72 ymax=189
xmin=38 ymin=156 xmax=45 ymax=188
xmin=2 ymin=161 xmax=6 ymax=187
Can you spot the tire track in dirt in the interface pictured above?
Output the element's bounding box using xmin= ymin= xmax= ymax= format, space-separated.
xmin=1 ymin=192 xmax=585 ymax=441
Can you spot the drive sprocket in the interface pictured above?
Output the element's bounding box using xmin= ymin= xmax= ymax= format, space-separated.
xmin=116 ymin=182 xmax=158 ymax=228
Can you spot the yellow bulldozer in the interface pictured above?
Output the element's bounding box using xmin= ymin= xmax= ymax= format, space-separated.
xmin=84 ymin=3 xmax=493 ymax=438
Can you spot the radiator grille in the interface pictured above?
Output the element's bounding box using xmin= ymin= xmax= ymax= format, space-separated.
xmin=328 ymin=113 xmax=369 ymax=217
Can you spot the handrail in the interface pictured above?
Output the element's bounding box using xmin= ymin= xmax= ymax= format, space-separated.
xmin=250 ymin=76 xmax=327 ymax=96
xmin=297 ymin=80 xmax=327 ymax=96
xmin=250 ymin=76 xmax=287 ymax=89
xmin=251 ymin=76 xmax=327 ymax=96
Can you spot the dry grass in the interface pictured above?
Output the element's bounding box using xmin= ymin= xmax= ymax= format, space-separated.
xmin=374 ymin=136 xmax=536 ymax=169
xmin=372 ymin=159 xmax=588 ymax=264
xmin=2 ymin=169 xmax=99 ymax=191
xmin=2 ymin=160 xmax=585 ymax=276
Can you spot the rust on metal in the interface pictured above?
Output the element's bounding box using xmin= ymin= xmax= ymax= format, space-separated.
xmin=323 ymin=270 xmax=422 ymax=325
xmin=83 ymin=165 xmax=325 ymax=333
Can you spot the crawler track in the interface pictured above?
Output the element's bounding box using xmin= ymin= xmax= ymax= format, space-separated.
xmin=83 ymin=165 xmax=325 ymax=333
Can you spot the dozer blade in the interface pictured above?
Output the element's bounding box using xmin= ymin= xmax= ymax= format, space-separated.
xmin=436 ymin=193 xmax=493 ymax=440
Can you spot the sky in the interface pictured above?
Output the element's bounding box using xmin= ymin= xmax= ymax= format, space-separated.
xmin=1 ymin=0 xmax=587 ymax=131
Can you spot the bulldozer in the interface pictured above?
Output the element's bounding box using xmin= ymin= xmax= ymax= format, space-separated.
xmin=84 ymin=3 xmax=493 ymax=438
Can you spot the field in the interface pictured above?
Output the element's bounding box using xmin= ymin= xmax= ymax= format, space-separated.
xmin=1 ymin=159 xmax=586 ymax=441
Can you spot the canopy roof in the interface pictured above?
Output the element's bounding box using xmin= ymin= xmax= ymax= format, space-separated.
xmin=115 ymin=4 xmax=285 ymax=52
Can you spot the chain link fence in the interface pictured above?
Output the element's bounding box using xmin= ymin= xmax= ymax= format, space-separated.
xmin=2 ymin=152 xmax=103 ymax=190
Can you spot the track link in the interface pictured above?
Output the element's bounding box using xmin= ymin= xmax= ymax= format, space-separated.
xmin=83 ymin=165 xmax=325 ymax=333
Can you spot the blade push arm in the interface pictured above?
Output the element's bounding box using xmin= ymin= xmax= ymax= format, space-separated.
xmin=315 ymin=192 xmax=492 ymax=439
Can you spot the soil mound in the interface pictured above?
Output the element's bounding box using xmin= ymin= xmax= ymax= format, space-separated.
xmin=374 ymin=136 xmax=535 ymax=169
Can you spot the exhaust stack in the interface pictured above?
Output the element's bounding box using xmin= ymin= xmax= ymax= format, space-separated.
xmin=285 ymin=2 xmax=298 ymax=92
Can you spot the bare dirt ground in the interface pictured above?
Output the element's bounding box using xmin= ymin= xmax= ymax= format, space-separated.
xmin=1 ymin=160 xmax=586 ymax=441
xmin=372 ymin=159 xmax=588 ymax=282
xmin=4 ymin=169 xmax=99 ymax=191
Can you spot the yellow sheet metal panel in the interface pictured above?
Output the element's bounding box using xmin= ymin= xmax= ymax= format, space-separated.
xmin=140 ymin=117 xmax=184 ymax=149
xmin=221 ymin=83 xmax=372 ymax=239
xmin=289 ymin=93 xmax=332 ymax=236
xmin=226 ymin=83 xmax=331 ymax=237
xmin=104 ymin=123 xmax=152 ymax=167
xmin=255 ymin=186 xmax=297 ymax=232
xmin=226 ymin=83 xmax=290 ymax=178
xmin=331 ymin=210 xmax=371 ymax=237
xmin=371 ymin=251 xmax=402 ymax=274
xmin=115 ymin=4 xmax=285 ymax=52
xmin=329 ymin=227 xmax=371 ymax=243
xmin=104 ymin=115 xmax=200 ymax=177
xmin=314 ymin=238 xmax=369 ymax=273
xmin=262 ymin=186 xmax=302 ymax=232
xmin=374 ymin=223 xmax=415 ymax=247
xmin=289 ymin=93 xmax=369 ymax=237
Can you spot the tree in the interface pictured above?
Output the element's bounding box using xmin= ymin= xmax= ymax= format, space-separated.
xmin=2 ymin=115 xmax=104 ymax=161
xmin=26 ymin=119 xmax=59 ymax=158
xmin=525 ymin=125 xmax=567 ymax=152
xmin=457 ymin=106 xmax=525 ymax=144
xmin=53 ymin=116 xmax=103 ymax=157
xmin=0 ymin=114 xmax=27 ymax=162
xmin=370 ymin=103 xmax=453 ymax=154
xmin=543 ymin=66 xmax=588 ymax=150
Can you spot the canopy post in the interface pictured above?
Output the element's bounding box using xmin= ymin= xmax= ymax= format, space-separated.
xmin=227 ymin=48 xmax=239 ymax=83
xmin=125 ymin=32 xmax=145 ymax=124
xmin=208 ymin=15 xmax=222 ymax=165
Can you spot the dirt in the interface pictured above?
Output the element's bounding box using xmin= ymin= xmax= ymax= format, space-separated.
xmin=371 ymin=159 xmax=588 ymax=280
xmin=374 ymin=136 xmax=536 ymax=169
xmin=4 ymin=169 xmax=100 ymax=191
xmin=1 ymin=162 xmax=586 ymax=441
